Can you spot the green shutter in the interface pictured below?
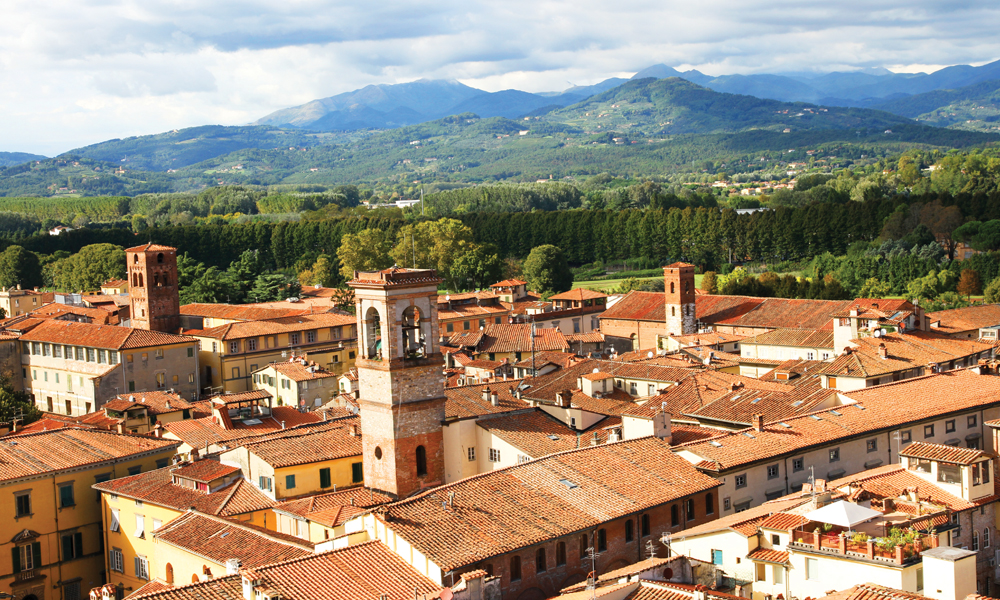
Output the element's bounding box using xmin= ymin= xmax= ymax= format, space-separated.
xmin=32 ymin=542 xmax=40 ymax=568
xmin=11 ymin=547 xmax=20 ymax=573
xmin=74 ymin=533 xmax=83 ymax=559
xmin=62 ymin=535 xmax=73 ymax=560
xmin=319 ymin=468 xmax=331 ymax=489
xmin=352 ymin=462 xmax=363 ymax=483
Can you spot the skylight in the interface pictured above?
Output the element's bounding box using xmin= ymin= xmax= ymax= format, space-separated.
xmin=558 ymin=479 xmax=579 ymax=489
xmin=791 ymin=400 xmax=803 ymax=407
xmin=751 ymin=398 xmax=761 ymax=404
xmin=810 ymin=415 xmax=822 ymax=420
xmin=743 ymin=432 xmax=755 ymax=439
xmin=780 ymin=422 xmax=792 ymax=428
xmin=546 ymin=435 xmax=560 ymax=441
xmin=710 ymin=441 xmax=723 ymax=447
xmin=829 ymin=410 xmax=842 ymax=416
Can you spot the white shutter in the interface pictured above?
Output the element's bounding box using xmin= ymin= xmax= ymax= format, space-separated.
xmin=110 ymin=509 xmax=120 ymax=532
xmin=134 ymin=514 xmax=144 ymax=538
xmin=152 ymin=518 xmax=162 ymax=531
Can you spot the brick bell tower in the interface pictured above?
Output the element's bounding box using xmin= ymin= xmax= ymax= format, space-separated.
xmin=664 ymin=262 xmax=696 ymax=336
xmin=127 ymin=243 xmax=180 ymax=332
xmin=348 ymin=267 xmax=446 ymax=499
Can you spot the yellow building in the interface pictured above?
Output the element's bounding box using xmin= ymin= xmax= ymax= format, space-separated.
xmin=251 ymin=358 xmax=339 ymax=409
xmin=93 ymin=459 xmax=275 ymax=592
xmin=179 ymin=304 xmax=314 ymax=329
xmin=273 ymin=486 xmax=393 ymax=544
xmin=99 ymin=280 xmax=128 ymax=296
xmin=0 ymin=428 xmax=180 ymax=600
xmin=0 ymin=287 xmax=50 ymax=318
xmin=219 ymin=417 xmax=363 ymax=500
xmin=189 ymin=313 xmax=357 ymax=395
xmin=150 ymin=510 xmax=312 ymax=586
xmin=78 ymin=392 xmax=198 ymax=435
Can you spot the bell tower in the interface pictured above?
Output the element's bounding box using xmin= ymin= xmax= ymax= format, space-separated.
xmin=127 ymin=243 xmax=180 ymax=332
xmin=664 ymin=262 xmax=696 ymax=336
xmin=348 ymin=267 xmax=446 ymax=499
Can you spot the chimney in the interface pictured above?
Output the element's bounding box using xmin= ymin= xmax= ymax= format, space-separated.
xmin=490 ymin=392 xmax=499 ymax=407
xmin=878 ymin=343 xmax=888 ymax=359
xmin=654 ymin=406 xmax=672 ymax=442
xmin=281 ymin=420 xmax=286 ymax=429
xmin=557 ymin=390 xmax=572 ymax=408
xmin=350 ymin=424 xmax=358 ymax=436
xmin=226 ymin=559 xmax=241 ymax=575
xmin=448 ymin=491 xmax=455 ymax=508
xmin=481 ymin=387 xmax=490 ymax=401
xmin=752 ymin=414 xmax=764 ymax=432
xmin=191 ymin=447 xmax=200 ymax=461
xmin=153 ymin=422 xmax=164 ymax=438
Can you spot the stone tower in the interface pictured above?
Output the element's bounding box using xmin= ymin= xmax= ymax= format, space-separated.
xmin=664 ymin=262 xmax=696 ymax=336
xmin=127 ymin=243 xmax=180 ymax=332
xmin=348 ymin=267 xmax=446 ymax=499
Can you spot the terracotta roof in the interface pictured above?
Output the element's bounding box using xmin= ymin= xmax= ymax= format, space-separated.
xmin=155 ymin=511 xmax=313 ymax=567
xmin=6 ymin=415 xmax=88 ymax=435
xmin=129 ymin=580 xmax=174 ymax=598
xmin=676 ymin=369 xmax=1000 ymax=472
xmin=928 ymin=304 xmax=1000 ymax=334
xmin=0 ymin=428 xmax=178 ymax=482
xmin=758 ymin=512 xmax=809 ymax=531
xmin=238 ymin=541 xmax=442 ymax=600
xmin=820 ymin=583 xmax=935 ymax=600
xmin=163 ymin=407 xmax=322 ymax=449
xmin=444 ymin=381 xmax=527 ymax=420
xmin=560 ymin=555 xmax=693 ymax=593
xmin=746 ymin=547 xmax=789 ymax=564
xmin=93 ymin=464 xmax=275 ymax=516
xmin=104 ymin=392 xmax=194 ymax=415
xmin=600 ymin=291 xmax=667 ymax=322
xmin=376 ymin=436 xmax=721 ymax=570
xmin=263 ymin=360 xmax=338 ymax=381
xmin=448 ymin=323 xmax=570 ymax=353
xmin=129 ymin=575 xmax=242 ymax=600
xmin=548 ymin=288 xmax=608 ymax=301
xmin=239 ymin=417 xmax=361 ymax=468
xmin=740 ymin=328 xmax=834 ymax=348
xmin=566 ymin=331 xmax=605 ymax=343
xmin=685 ymin=379 xmax=839 ymax=427
xmin=126 ymin=243 xmax=176 ymax=252
xmin=171 ymin=460 xmax=241 ymax=483
xmin=465 ymin=359 xmax=503 ymax=370
xmin=677 ymin=496 xmax=813 ymax=538
xmin=209 ymin=389 xmax=272 ymax=406
xmin=820 ymin=331 xmax=992 ymax=378
xmin=669 ymin=425 xmax=720 ymax=445
xmin=898 ymin=442 xmax=990 ymax=466
xmin=19 ymin=320 xmax=196 ymax=349
xmin=827 ymin=463 xmax=1000 ymax=512
xmin=512 ymin=351 xmax=580 ymax=369
xmin=437 ymin=303 xmax=509 ymax=320
xmin=477 ymin=410 xmax=621 ymax=458
xmin=181 ymin=303 xmax=311 ymax=321
xmin=194 ymin=312 xmax=356 ymax=341
xmin=490 ymin=279 xmax=527 ymax=287
xmin=274 ymin=486 xmax=394 ymax=527
xmin=624 ymin=371 xmax=788 ymax=419
xmin=669 ymin=331 xmax=744 ymax=346
xmin=30 ymin=303 xmax=118 ymax=325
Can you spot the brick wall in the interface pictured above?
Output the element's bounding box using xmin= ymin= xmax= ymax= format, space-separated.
xmin=455 ymin=490 xmax=719 ymax=600
xmin=601 ymin=319 xmax=667 ymax=352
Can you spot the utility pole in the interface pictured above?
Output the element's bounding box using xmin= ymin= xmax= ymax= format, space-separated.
xmin=421 ymin=187 xmax=424 ymax=217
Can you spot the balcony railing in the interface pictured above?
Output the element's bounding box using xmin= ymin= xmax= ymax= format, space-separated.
xmin=789 ymin=530 xmax=939 ymax=565
xmin=16 ymin=569 xmax=36 ymax=581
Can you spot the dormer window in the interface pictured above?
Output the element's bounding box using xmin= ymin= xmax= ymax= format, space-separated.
xmin=937 ymin=463 xmax=962 ymax=485
xmin=911 ymin=458 xmax=932 ymax=473
xmin=973 ymin=461 xmax=992 ymax=486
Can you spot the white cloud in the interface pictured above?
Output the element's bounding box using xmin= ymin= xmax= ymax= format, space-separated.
xmin=1 ymin=0 xmax=999 ymax=155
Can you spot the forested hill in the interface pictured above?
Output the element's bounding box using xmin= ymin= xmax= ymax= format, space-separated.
xmin=0 ymin=152 xmax=47 ymax=167
xmin=544 ymin=78 xmax=913 ymax=135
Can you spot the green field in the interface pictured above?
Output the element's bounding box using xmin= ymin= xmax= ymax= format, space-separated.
xmin=572 ymin=273 xmax=700 ymax=292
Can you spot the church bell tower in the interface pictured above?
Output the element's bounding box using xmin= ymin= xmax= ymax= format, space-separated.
xmin=664 ymin=262 xmax=696 ymax=336
xmin=348 ymin=268 xmax=446 ymax=499
xmin=127 ymin=243 xmax=180 ymax=332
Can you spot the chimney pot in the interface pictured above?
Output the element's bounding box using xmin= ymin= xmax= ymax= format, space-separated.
xmin=481 ymin=387 xmax=490 ymax=401
xmin=753 ymin=414 xmax=764 ymax=432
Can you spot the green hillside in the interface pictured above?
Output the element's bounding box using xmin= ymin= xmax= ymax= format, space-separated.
xmin=872 ymin=79 xmax=1000 ymax=132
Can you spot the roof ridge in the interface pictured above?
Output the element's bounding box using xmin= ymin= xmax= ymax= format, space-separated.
xmin=214 ymin=478 xmax=245 ymax=516
xmin=183 ymin=509 xmax=314 ymax=549
xmin=129 ymin=574 xmax=241 ymax=600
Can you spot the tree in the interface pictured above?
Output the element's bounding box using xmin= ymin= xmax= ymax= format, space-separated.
xmin=0 ymin=246 xmax=41 ymax=289
xmin=0 ymin=373 xmax=39 ymax=427
xmin=958 ymin=269 xmax=983 ymax=299
xmin=522 ymin=245 xmax=573 ymax=296
xmin=858 ymin=277 xmax=892 ymax=299
xmin=390 ymin=218 xmax=476 ymax=289
xmin=451 ymin=245 xmax=504 ymax=291
xmin=985 ymin=277 xmax=1000 ymax=304
xmin=701 ymin=271 xmax=718 ymax=294
xmin=46 ymin=244 xmax=126 ymax=292
xmin=336 ymin=229 xmax=394 ymax=280
xmin=176 ymin=253 xmax=206 ymax=292
xmin=182 ymin=266 xmax=233 ymax=304
xmin=250 ymin=273 xmax=302 ymax=303
xmin=226 ymin=250 xmax=267 ymax=303
xmin=298 ymin=254 xmax=339 ymax=288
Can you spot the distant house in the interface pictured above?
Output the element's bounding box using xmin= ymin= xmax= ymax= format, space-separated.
xmin=48 ymin=225 xmax=73 ymax=236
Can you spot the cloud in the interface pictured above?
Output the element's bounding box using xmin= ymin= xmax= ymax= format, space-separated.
xmin=1 ymin=0 xmax=999 ymax=154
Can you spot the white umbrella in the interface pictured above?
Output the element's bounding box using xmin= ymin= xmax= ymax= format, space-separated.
xmin=802 ymin=500 xmax=882 ymax=528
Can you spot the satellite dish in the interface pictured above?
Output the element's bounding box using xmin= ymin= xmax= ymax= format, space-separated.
xmin=592 ymin=367 xmax=600 ymax=373
xmin=648 ymin=351 xmax=654 ymax=358
xmin=874 ymin=329 xmax=882 ymax=338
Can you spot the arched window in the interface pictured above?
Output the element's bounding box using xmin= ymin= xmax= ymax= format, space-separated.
xmin=706 ymin=493 xmax=714 ymax=515
xmin=985 ymin=528 xmax=991 ymax=548
xmin=641 ymin=514 xmax=650 ymax=537
xmin=973 ymin=530 xmax=980 ymax=551
xmin=670 ymin=282 xmax=675 ymax=293
xmin=191 ymin=574 xmax=199 ymax=583
xmin=138 ymin=273 xmax=144 ymax=287
xmin=597 ymin=528 xmax=607 ymax=552
xmin=157 ymin=253 xmax=164 ymax=264
xmin=686 ymin=498 xmax=695 ymax=520
xmin=510 ymin=556 xmax=521 ymax=581
xmin=625 ymin=519 xmax=634 ymax=542
xmin=671 ymin=306 xmax=676 ymax=317
xmin=579 ymin=534 xmax=588 ymax=558
xmin=364 ymin=307 xmax=382 ymax=359
xmin=671 ymin=504 xmax=679 ymax=526
xmin=401 ymin=305 xmax=424 ymax=357
xmin=556 ymin=541 xmax=566 ymax=566
xmin=416 ymin=445 xmax=427 ymax=476
xmin=535 ymin=547 xmax=546 ymax=572
xmin=133 ymin=254 xmax=139 ymax=264
xmin=165 ymin=563 xmax=174 ymax=584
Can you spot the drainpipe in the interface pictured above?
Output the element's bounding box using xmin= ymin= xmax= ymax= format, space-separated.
xmin=51 ymin=473 xmax=65 ymax=593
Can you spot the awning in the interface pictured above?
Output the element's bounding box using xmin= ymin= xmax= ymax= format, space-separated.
xmin=803 ymin=500 xmax=882 ymax=528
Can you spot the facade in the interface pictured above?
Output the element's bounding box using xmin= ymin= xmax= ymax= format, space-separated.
xmin=84 ymin=392 xmax=198 ymax=434
xmin=190 ymin=313 xmax=357 ymax=395
xmin=738 ymin=329 xmax=834 ymax=377
xmin=0 ymin=429 xmax=179 ymax=600
xmin=437 ymin=292 xmax=510 ymax=334
xmin=272 ymin=486 xmax=393 ymax=543
xmin=349 ymin=268 xmax=447 ymax=499
xmin=250 ymin=359 xmax=339 ymax=409
xmin=0 ymin=287 xmax=51 ymax=318
xmin=93 ymin=459 xmax=276 ymax=592
xmin=20 ymin=321 xmax=200 ymax=416
xmin=511 ymin=288 xmax=608 ymax=335
xmin=127 ymin=244 xmax=180 ymax=333
xmin=665 ymin=263 xmax=697 ymax=336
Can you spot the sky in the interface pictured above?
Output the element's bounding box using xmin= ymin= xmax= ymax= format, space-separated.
xmin=2 ymin=0 xmax=999 ymax=156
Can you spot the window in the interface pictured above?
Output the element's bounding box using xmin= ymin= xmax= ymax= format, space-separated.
xmin=535 ymin=547 xmax=546 ymax=572
xmin=98 ymin=349 xmax=107 ymax=363
xmin=969 ymin=415 xmax=979 ymax=428
xmin=625 ymin=519 xmax=634 ymax=542
xmin=510 ymin=556 xmax=521 ymax=581
xmin=556 ymin=541 xmax=566 ymax=566
xmin=946 ymin=419 xmax=956 ymax=433
xmin=772 ymin=534 xmax=781 ymax=545
xmin=229 ymin=341 xmax=239 ymax=354
xmin=259 ymin=476 xmax=273 ymax=491
xmin=110 ymin=508 xmax=120 ymax=532
xmin=916 ymin=568 xmax=924 ymax=592
xmin=723 ymin=497 xmax=731 ymax=511
xmin=767 ymin=464 xmax=779 ymax=479
xmin=792 ymin=457 xmax=804 ymax=472
xmin=59 ymin=483 xmax=75 ymax=508
xmin=985 ymin=528 xmax=992 ymax=549
xmin=805 ymin=557 xmax=819 ymax=580
xmin=87 ymin=348 xmax=96 ymax=362
xmin=285 ymin=474 xmax=296 ymax=489
xmin=706 ymin=493 xmax=714 ymax=515
xmin=901 ymin=430 xmax=912 ymax=443
xmin=62 ymin=532 xmax=83 ymax=560
xmin=579 ymin=534 xmax=589 ymax=558
xmin=134 ymin=514 xmax=145 ymax=538
xmin=642 ymin=514 xmax=650 ymax=537
xmin=53 ymin=345 xmax=61 ymax=358
xmin=829 ymin=448 xmax=840 ymax=462
xmin=416 ymin=445 xmax=427 ymax=476
xmin=128 ymin=381 xmax=135 ymax=392
xmin=13 ymin=542 xmax=39 ymax=573
xmin=154 ymin=349 xmax=163 ymax=359
xmin=306 ymin=331 xmax=316 ymax=343
xmin=290 ymin=333 xmax=300 ymax=345
xmin=467 ymin=447 xmax=475 ymax=461
xmin=924 ymin=424 xmax=935 ymax=438
xmin=973 ymin=530 xmax=980 ymax=551
xmin=155 ymin=373 xmax=166 ymax=389
xmin=15 ymin=492 xmax=30 ymax=517
xmin=231 ymin=367 xmax=240 ymax=379
xmin=109 ymin=548 xmax=124 ymax=573
xmin=711 ymin=550 xmax=723 ymax=565
xmin=352 ymin=462 xmax=363 ymax=483
xmin=128 ymin=465 xmax=141 ymax=476
xmin=135 ymin=555 xmax=149 ymax=580
xmin=489 ymin=448 xmax=500 ymax=462
xmin=597 ymin=528 xmax=607 ymax=552
xmin=686 ymin=498 xmax=695 ymax=520
xmin=446 ymin=323 xmax=454 ymax=333
xmin=735 ymin=473 xmax=747 ymax=488
xmin=319 ymin=468 xmax=331 ymax=488
xmin=187 ymin=347 xmax=195 ymax=357
xmin=867 ymin=439 xmax=878 ymax=452
xmin=806 ymin=352 xmax=814 ymax=360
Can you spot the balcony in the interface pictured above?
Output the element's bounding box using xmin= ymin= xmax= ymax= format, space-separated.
xmin=788 ymin=527 xmax=939 ymax=566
